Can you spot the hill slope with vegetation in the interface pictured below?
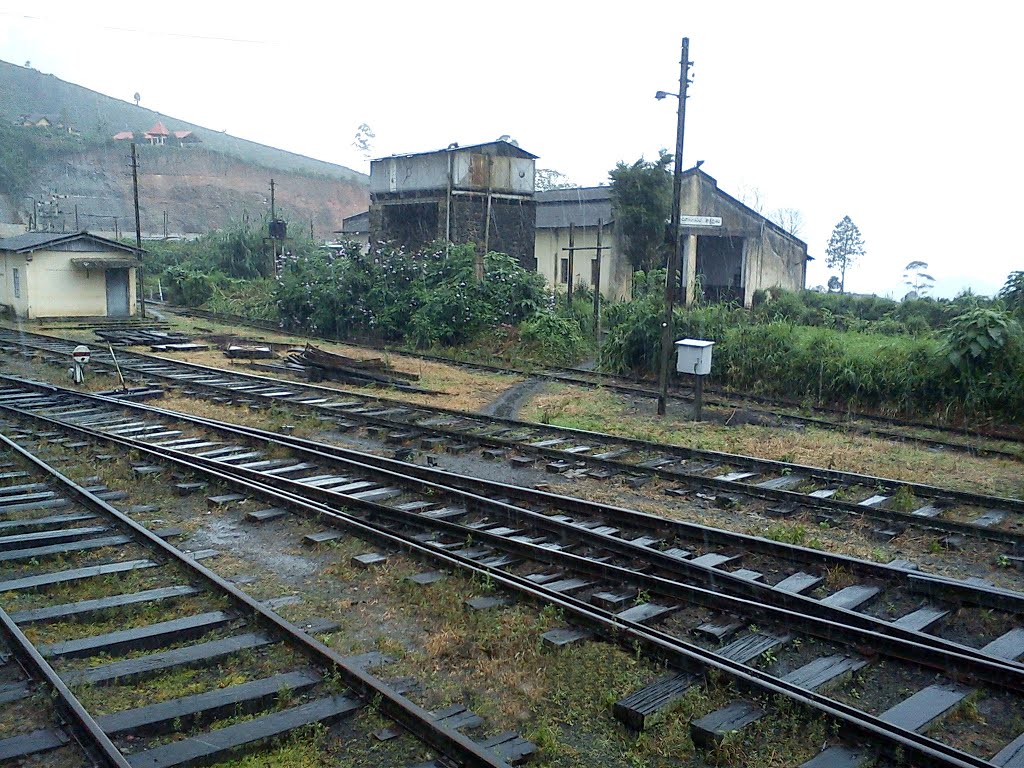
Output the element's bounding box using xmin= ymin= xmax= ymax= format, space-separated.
xmin=0 ymin=59 xmax=367 ymax=237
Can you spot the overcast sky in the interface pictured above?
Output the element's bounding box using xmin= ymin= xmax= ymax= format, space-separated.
xmin=2 ymin=1 xmax=1020 ymax=298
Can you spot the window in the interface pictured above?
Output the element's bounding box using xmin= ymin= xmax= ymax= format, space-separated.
xmin=559 ymin=258 xmax=569 ymax=284
xmin=12 ymin=267 xmax=20 ymax=299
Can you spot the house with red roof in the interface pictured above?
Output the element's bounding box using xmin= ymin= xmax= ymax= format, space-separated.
xmin=143 ymin=121 xmax=170 ymax=146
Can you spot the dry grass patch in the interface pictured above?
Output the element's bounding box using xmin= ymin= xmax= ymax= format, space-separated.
xmin=523 ymin=385 xmax=1024 ymax=499
xmin=149 ymin=341 xmax=521 ymax=413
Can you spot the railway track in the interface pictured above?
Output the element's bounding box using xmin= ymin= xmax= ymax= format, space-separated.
xmin=0 ymin=416 xmax=528 ymax=767
xmin=157 ymin=304 xmax=1024 ymax=460
xmin=2 ymin=328 xmax=1024 ymax=550
xmin=1 ymin=377 xmax=1024 ymax=766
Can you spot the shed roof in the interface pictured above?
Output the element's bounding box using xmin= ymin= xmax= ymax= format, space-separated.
xmin=112 ymin=130 xmax=134 ymax=140
xmin=373 ymin=139 xmax=537 ymax=162
xmin=144 ymin=121 xmax=170 ymax=137
xmin=535 ymin=186 xmax=613 ymax=229
xmin=340 ymin=210 xmax=369 ymax=234
xmin=0 ymin=231 xmax=145 ymax=256
xmin=678 ymin=167 xmax=808 ymax=249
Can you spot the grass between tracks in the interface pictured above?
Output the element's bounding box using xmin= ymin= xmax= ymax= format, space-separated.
xmin=521 ymin=385 xmax=1024 ymax=500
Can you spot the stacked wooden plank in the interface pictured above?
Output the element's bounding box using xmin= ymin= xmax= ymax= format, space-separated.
xmin=248 ymin=343 xmax=430 ymax=393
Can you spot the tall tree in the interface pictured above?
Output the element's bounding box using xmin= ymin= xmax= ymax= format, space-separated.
xmin=825 ymin=215 xmax=865 ymax=294
xmin=903 ymin=260 xmax=935 ymax=296
xmin=608 ymin=150 xmax=673 ymax=272
xmin=534 ymin=168 xmax=573 ymax=191
xmin=769 ymin=207 xmax=805 ymax=237
xmin=352 ymin=123 xmax=376 ymax=159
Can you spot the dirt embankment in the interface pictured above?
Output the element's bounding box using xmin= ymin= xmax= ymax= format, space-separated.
xmin=7 ymin=144 xmax=368 ymax=239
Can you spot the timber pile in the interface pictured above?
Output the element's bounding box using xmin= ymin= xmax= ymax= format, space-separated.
xmin=251 ymin=343 xmax=432 ymax=394
xmin=94 ymin=327 xmax=197 ymax=348
xmin=225 ymin=344 xmax=276 ymax=360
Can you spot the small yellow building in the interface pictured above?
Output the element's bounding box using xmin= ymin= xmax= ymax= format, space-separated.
xmin=534 ymin=187 xmax=633 ymax=301
xmin=0 ymin=231 xmax=143 ymax=320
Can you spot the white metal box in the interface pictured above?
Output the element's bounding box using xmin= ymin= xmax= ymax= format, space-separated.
xmin=675 ymin=338 xmax=715 ymax=375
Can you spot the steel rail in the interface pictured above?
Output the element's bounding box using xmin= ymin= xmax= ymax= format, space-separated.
xmin=3 ymin=381 xmax=1024 ymax=679
xmin=3 ymin=331 xmax=1021 ymax=507
xmin=4 ymin=392 xmax=1024 ymax=693
xmin=154 ymin=411 xmax=1024 ymax=616
xmin=154 ymin=303 xmax=1024 ymax=451
xmin=1 ymin=401 xmax=995 ymax=768
xmin=0 ymin=605 xmax=131 ymax=768
xmin=0 ymin=430 xmax=513 ymax=768
xmin=4 ymin=355 xmax=1024 ymax=552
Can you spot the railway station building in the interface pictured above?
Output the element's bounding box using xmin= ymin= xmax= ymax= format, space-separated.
xmin=0 ymin=231 xmax=143 ymax=319
xmin=535 ymin=168 xmax=809 ymax=306
xmin=674 ymin=167 xmax=809 ymax=306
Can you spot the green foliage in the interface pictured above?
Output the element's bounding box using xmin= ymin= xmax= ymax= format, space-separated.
xmin=824 ymin=215 xmax=866 ymax=293
xmin=941 ymin=307 xmax=1019 ymax=369
xmin=999 ymin=271 xmax=1024 ymax=315
xmin=275 ymin=242 xmax=547 ymax=348
xmin=519 ymin=309 xmax=588 ymax=364
xmin=608 ymin=151 xmax=673 ymax=272
xmin=0 ymin=122 xmax=45 ymax=200
xmin=163 ymin=264 xmax=226 ymax=306
xmin=601 ymin=286 xmax=1024 ymax=420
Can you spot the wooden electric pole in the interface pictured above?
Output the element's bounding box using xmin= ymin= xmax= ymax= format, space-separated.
xmin=560 ymin=220 xmax=611 ymax=340
xmin=656 ymin=37 xmax=692 ymax=416
xmin=131 ymin=143 xmax=146 ymax=318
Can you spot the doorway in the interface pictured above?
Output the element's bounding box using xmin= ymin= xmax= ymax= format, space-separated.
xmin=105 ymin=268 xmax=130 ymax=317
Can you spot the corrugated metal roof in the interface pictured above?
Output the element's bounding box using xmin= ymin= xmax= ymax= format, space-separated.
xmin=536 ymin=187 xmax=613 ymax=229
xmin=0 ymin=231 xmax=145 ymax=256
xmin=372 ymin=139 xmax=538 ymax=162
xmin=341 ymin=211 xmax=369 ymax=233
xmin=535 ymin=187 xmax=611 ymax=204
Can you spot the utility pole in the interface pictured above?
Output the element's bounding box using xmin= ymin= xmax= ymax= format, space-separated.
xmin=269 ymin=178 xmax=278 ymax=275
xmin=561 ymin=222 xmax=611 ymax=337
xmin=656 ymin=37 xmax=692 ymax=416
xmin=593 ymin=219 xmax=603 ymax=341
xmin=567 ymin=223 xmax=575 ymax=305
xmin=131 ymin=143 xmax=146 ymax=318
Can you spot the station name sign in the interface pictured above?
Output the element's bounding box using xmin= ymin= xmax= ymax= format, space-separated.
xmin=679 ymin=215 xmax=723 ymax=227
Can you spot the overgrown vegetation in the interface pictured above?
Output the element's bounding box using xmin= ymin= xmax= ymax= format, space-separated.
xmin=150 ymin=227 xmax=590 ymax=364
xmin=0 ymin=122 xmax=45 ymax=200
xmin=608 ymin=151 xmax=673 ymax=272
xmin=600 ymin=276 xmax=1024 ymax=422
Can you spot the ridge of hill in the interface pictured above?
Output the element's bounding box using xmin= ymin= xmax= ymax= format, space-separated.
xmin=0 ymin=59 xmax=368 ymax=238
xmin=0 ymin=59 xmax=366 ymax=181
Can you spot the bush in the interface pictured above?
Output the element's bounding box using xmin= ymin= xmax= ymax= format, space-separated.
xmin=519 ymin=309 xmax=588 ymax=365
xmin=274 ymin=242 xmax=547 ymax=348
xmin=163 ymin=265 xmax=227 ymax=306
xmin=601 ymin=286 xmax=1024 ymax=420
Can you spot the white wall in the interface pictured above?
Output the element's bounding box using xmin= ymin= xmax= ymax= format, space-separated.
xmin=0 ymin=248 xmax=137 ymax=319
xmin=535 ymin=224 xmax=632 ymax=301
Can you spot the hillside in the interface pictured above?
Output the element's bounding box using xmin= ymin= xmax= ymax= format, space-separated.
xmin=0 ymin=59 xmax=368 ymax=238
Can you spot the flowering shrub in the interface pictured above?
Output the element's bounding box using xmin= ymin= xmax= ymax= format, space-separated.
xmin=274 ymin=242 xmax=546 ymax=347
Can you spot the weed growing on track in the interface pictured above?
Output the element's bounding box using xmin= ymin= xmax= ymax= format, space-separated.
xmin=522 ymin=385 xmax=1024 ymax=499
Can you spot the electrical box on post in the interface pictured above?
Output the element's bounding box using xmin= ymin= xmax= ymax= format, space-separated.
xmin=269 ymin=219 xmax=287 ymax=239
xmin=675 ymin=338 xmax=715 ymax=376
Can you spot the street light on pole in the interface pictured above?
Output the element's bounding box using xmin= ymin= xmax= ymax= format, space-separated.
xmin=656 ymin=37 xmax=693 ymax=417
